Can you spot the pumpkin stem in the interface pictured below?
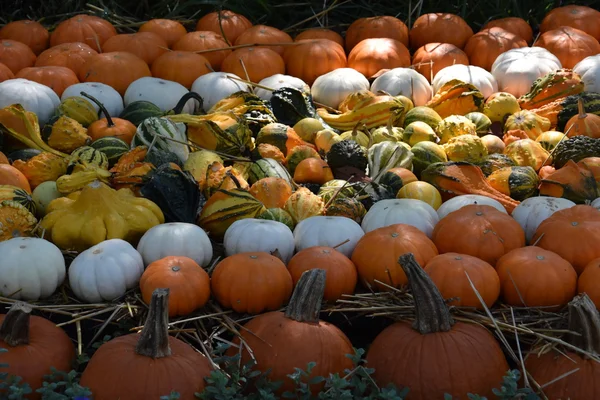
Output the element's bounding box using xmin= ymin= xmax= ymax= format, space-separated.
xmin=284 ymin=269 xmax=326 ymax=323
xmin=80 ymin=91 xmax=115 ymax=127
xmin=0 ymin=302 xmax=32 ymax=346
xmin=567 ymin=293 xmax=600 ymax=355
xmin=135 ymin=288 xmax=172 ymax=358
xmin=172 ymin=92 xmax=205 ymax=115
xmin=398 ymin=253 xmax=454 ymax=334
xmin=577 ymin=97 xmax=588 ymax=120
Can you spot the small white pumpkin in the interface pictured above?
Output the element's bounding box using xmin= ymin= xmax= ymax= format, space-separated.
xmin=311 ymin=68 xmax=370 ymax=109
xmin=69 ymin=239 xmax=144 ymax=303
xmin=0 ymin=78 xmax=60 ymax=125
xmin=361 ymin=198 xmax=439 ymax=237
xmin=62 ymin=82 xmax=124 ymax=117
xmin=370 ymin=67 xmax=433 ymax=106
xmin=574 ymin=54 xmax=600 ymax=94
xmin=293 ymin=215 xmax=364 ymax=258
xmin=191 ymin=72 xmax=250 ymax=111
xmin=0 ymin=237 xmax=66 ymax=300
xmin=437 ymin=194 xmax=507 ymax=219
xmin=511 ymin=197 xmax=576 ymax=243
xmin=137 ymin=222 xmax=213 ymax=267
xmin=255 ymin=74 xmax=310 ymax=101
xmin=224 ymin=219 xmax=295 ymax=264
xmin=432 ymin=64 xmax=498 ymax=98
xmin=491 ymin=47 xmax=562 ymax=97
xmin=124 ymin=77 xmax=199 ymax=114
xmin=32 ymin=181 xmax=61 ymax=217
xmin=592 ymin=197 xmax=600 ymax=211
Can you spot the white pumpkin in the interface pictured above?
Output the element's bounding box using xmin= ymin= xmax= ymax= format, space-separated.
xmin=124 ymin=77 xmax=199 ymax=114
xmin=224 ymin=219 xmax=295 ymax=263
xmin=191 ymin=72 xmax=250 ymax=111
xmin=62 ymin=82 xmax=124 ymax=117
xmin=137 ymin=222 xmax=213 ymax=267
xmin=592 ymin=197 xmax=600 ymax=211
xmin=432 ymin=64 xmax=498 ymax=98
xmin=293 ymin=216 xmax=364 ymax=258
xmin=491 ymin=47 xmax=562 ymax=97
xmin=437 ymin=194 xmax=507 ymax=219
xmin=370 ymin=68 xmax=433 ymax=106
xmin=311 ymin=68 xmax=370 ymax=109
xmin=361 ymin=198 xmax=439 ymax=237
xmin=574 ymin=54 xmax=600 ymax=94
xmin=511 ymin=197 xmax=576 ymax=243
xmin=0 ymin=78 xmax=60 ymax=125
xmin=69 ymin=239 xmax=144 ymax=303
xmin=0 ymin=237 xmax=65 ymax=300
xmin=255 ymin=74 xmax=310 ymax=101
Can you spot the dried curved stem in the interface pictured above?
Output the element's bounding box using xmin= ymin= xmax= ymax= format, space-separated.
xmin=135 ymin=288 xmax=172 ymax=358
xmin=0 ymin=302 xmax=32 ymax=346
xmin=567 ymin=293 xmax=600 ymax=355
xmin=285 ymin=269 xmax=326 ymax=323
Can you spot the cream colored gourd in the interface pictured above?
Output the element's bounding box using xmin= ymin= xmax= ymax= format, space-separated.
xmin=311 ymin=68 xmax=370 ymax=109
xmin=256 ymin=74 xmax=310 ymax=101
xmin=0 ymin=78 xmax=60 ymax=125
xmin=62 ymin=82 xmax=124 ymax=118
xmin=432 ymin=65 xmax=498 ymax=98
xmin=190 ymin=72 xmax=250 ymax=111
xmin=436 ymin=194 xmax=508 ymax=219
xmin=574 ymin=54 xmax=600 ymax=93
xmin=361 ymin=198 xmax=439 ymax=238
xmin=293 ymin=216 xmax=364 ymax=258
xmin=32 ymin=181 xmax=61 ymax=217
xmin=370 ymin=68 xmax=433 ymax=106
xmin=124 ymin=77 xmax=199 ymax=113
xmin=511 ymin=197 xmax=576 ymax=243
xmin=224 ymin=219 xmax=295 ymax=264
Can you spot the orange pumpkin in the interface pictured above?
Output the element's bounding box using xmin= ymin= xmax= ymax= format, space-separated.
xmin=540 ymin=5 xmax=600 ymax=41
xmin=412 ymin=42 xmax=469 ymax=82
xmin=139 ymin=256 xmax=211 ymax=317
xmin=151 ymin=51 xmax=212 ymax=89
xmin=0 ymin=39 xmax=36 ymax=74
xmin=345 ymin=16 xmax=409 ymax=52
xmin=0 ymin=152 xmax=8 ymax=164
xmin=348 ymin=38 xmax=411 ymax=78
xmin=221 ymin=47 xmax=285 ymax=83
xmin=578 ymin=258 xmax=600 ymax=309
xmin=565 ymin=98 xmax=600 ymax=138
xmin=172 ymin=31 xmax=232 ymax=70
xmin=295 ymin=28 xmax=344 ymax=47
xmin=0 ymin=20 xmax=49 ymax=55
xmin=211 ymin=252 xmax=293 ymax=314
xmin=34 ymin=42 xmax=98 ymax=76
xmin=532 ymin=205 xmax=600 ymax=275
xmin=0 ymin=165 xmax=31 ymax=193
xmin=50 ymin=14 xmax=117 ymax=52
xmin=424 ymin=253 xmax=500 ymax=309
xmin=283 ymin=39 xmax=347 ymax=85
xmin=496 ymin=246 xmax=577 ymax=308
xmin=410 ymin=13 xmax=474 ymax=50
xmin=249 ymin=177 xmax=293 ymax=209
xmin=351 ymin=223 xmax=439 ymax=291
xmin=293 ymin=158 xmax=333 ymax=185
xmin=234 ymin=25 xmax=293 ymax=55
xmin=432 ymin=204 xmax=525 ymax=266
xmin=15 ymin=66 xmax=79 ymax=97
xmin=83 ymin=92 xmax=137 ymax=144
xmin=482 ymin=17 xmax=533 ymax=43
xmin=0 ymin=62 xmax=15 ymax=82
xmin=78 ymin=52 xmax=151 ymax=96
xmin=139 ymin=19 xmax=187 ymax=48
xmin=102 ymin=32 xmax=168 ymax=66
xmin=536 ymin=26 xmax=600 ymax=69
xmin=195 ymin=10 xmax=253 ymax=44
xmin=464 ymin=27 xmax=528 ymax=71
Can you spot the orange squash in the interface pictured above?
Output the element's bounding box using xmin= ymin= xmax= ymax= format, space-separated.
xmin=0 ymin=165 xmax=31 ymax=193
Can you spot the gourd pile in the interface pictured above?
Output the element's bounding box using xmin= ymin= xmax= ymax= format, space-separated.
xmin=2 ymin=4 xmax=600 ymax=399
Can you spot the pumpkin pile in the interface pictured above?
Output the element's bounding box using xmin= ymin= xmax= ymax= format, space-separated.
xmin=1 ymin=4 xmax=600 ymax=398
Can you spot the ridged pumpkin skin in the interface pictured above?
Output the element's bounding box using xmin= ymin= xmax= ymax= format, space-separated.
xmin=518 ymin=69 xmax=585 ymax=110
xmin=578 ymin=258 xmax=600 ymax=309
xmin=486 ymin=166 xmax=539 ymax=201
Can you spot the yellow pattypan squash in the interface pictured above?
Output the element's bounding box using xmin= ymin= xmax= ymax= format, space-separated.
xmin=40 ymin=180 xmax=164 ymax=251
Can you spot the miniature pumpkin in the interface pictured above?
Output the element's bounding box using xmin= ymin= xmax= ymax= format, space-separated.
xmin=82 ymin=92 xmax=136 ymax=144
xmin=234 ymin=25 xmax=293 ymax=55
xmin=16 ymin=66 xmax=79 ymax=97
xmin=0 ymin=62 xmax=13 ymax=82
xmin=293 ymin=215 xmax=364 ymax=258
xmin=283 ymin=39 xmax=347 ymax=85
xmin=411 ymin=42 xmax=469 ymax=83
xmin=436 ymin=194 xmax=507 ymax=219
xmin=78 ymin=52 xmax=151 ymax=96
xmin=151 ymin=51 xmax=212 ymax=89
xmin=221 ymin=47 xmax=285 ymax=83
xmin=536 ymin=26 xmax=600 ymax=69
xmin=62 ymin=81 xmax=124 ymax=117
xmin=540 ymin=5 xmax=600 ymax=40
xmin=483 ymin=17 xmax=533 ymax=43
xmin=224 ymin=219 xmax=295 ymax=264
xmin=578 ymin=258 xmax=600 ymax=309
xmin=139 ymin=19 xmax=187 ymax=48
xmin=102 ymin=32 xmax=168 ymax=65
xmin=293 ymin=157 xmax=333 ymax=184
xmin=311 ymin=68 xmax=370 ymax=110
xmin=34 ymin=42 xmax=98 ymax=77
xmin=344 ymin=15 xmax=409 ymax=52
xmin=362 ymin=198 xmax=439 ymax=238
xmin=0 ymin=79 xmax=61 ymax=126
xmin=50 ymin=14 xmax=116 ymax=52
xmin=347 ymin=38 xmax=411 ymax=78
xmin=464 ymin=27 xmax=528 ymax=71
xmin=0 ymin=20 xmax=49 ymax=55
xmin=295 ymin=28 xmax=344 ymax=47
xmin=565 ymin=97 xmax=600 ymax=138
xmin=211 ymin=252 xmax=293 ymax=314
xmin=409 ymin=13 xmax=474 ymax=50
xmin=172 ymin=31 xmax=231 ymax=70
xmin=0 ymin=40 xmax=36 ymax=74
xmin=195 ymin=10 xmax=253 ymax=44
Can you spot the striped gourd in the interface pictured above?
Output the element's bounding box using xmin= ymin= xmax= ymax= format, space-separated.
xmin=56 ymin=96 xmax=99 ymax=127
xmin=487 ymin=166 xmax=539 ymax=201
xmin=0 ymin=185 xmax=36 ymax=214
xmin=248 ymin=158 xmax=293 ymax=185
xmin=257 ymin=208 xmax=295 ymax=230
xmin=403 ymin=106 xmax=443 ymax=130
xmin=132 ymin=116 xmax=189 ymax=163
xmin=530 ymin=92 xmax=600 ymax=130
xmin=367 ymin=141 xmax=413 ymax=182
xmin=69 ymin=146 xmax=109 ymax=170
xmin=90 ymin=137 xmax=130 ymax=167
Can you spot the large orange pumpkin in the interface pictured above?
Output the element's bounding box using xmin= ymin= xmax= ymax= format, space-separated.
xmin=0 ymin=39 xmax=36 ymax=74
xmin=0 ymin=20 xmax=49 ymax=55
xmin=172 ymin=31 xmax=232 ymax=70
xmin=347 ymin=38 xmax=411 ymax=78
xmin=344 ymin=16 xmax=409 ymax=52
xmin=0 ymin=165 xmax=31 ymax=193
xmin=221 ymin=47 xmax=285 ymax=83
xmin=151 ymin=51 xmax=212 ymax=89
xmin=50 ymin=14 xmax=117 ymax=52
xmin=195 ymin=10 xmax=252 ymax=44
xmin=409 ymin=13 xmax=474 ymax=50
xmin=283 ymin=39 xmax=347 ymax=85
xmin=367 ymin=253 xmax=509 ymax=399
xmin=234 ymin=25 xmax=293 ymax=55
xmin=15 ymin=66 xmax=79 ymax=97
xmin=578 ymin=258 xmax=600 ymax=309
xmin=34 ymin=42 xmax=98 ymax=76
xmin=540 ymin=5 xmax=600 ymax=41
xmin=0 ymin=62 xmax=14 ymax=82
xmin=432 ymin=204 xmax=525 ymax=266
xmin=412 ymin=42 xmax=469 ymax=82
xmin=102 ymin=32 xmax=168 ymax=66
xmin=464 ymin=27 xmax=528 ymax=71
xmin=138 ymin=19 xmax=187 ymax=48
xmin=351 ymin=223 xmax=439 ymax=291
xmin=295 ymin=28 xmax=344 ymax=47
xmin=78 ymin=52 xmax=151 ymax=96
xmin=531 ymin=205 xmax=600 ymax=274
xmin=536 ymin=26 xmax=600 ymax=69
xmin=482 ymin=17 xmax=533 ymax=43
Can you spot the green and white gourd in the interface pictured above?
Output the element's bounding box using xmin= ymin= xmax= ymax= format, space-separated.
xmin=132 ymin=116 xmax=189 ymax=163
xmin=367 ymin=141 xmax=413 ymax=182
